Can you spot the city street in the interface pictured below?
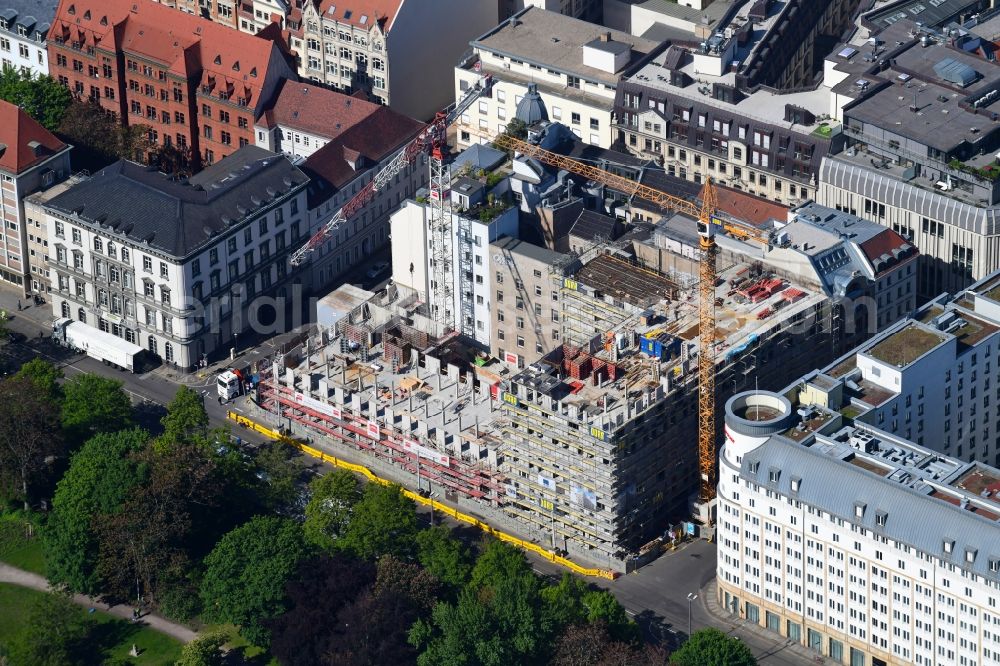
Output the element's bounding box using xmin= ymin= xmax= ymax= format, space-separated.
xmin=0 ymin=287 xmax=818 ymax=665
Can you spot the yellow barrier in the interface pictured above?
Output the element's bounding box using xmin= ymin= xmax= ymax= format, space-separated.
xmin=227 ymin=411 xmax=616 ymax=580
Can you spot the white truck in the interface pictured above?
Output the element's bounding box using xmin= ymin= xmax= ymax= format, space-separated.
xmin=51 ymin=318 xmax=145 ymax=372
xmin=217 ymin=369 xmax=243 ymax=402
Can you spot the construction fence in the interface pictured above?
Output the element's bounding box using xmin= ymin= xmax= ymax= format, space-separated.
xmin=227 ymin=411 xmax=617 ymax=580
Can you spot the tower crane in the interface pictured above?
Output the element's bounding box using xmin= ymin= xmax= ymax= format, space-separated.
xmin=289 ymin=75 xmax=493 ymax=281
xmin=492 ymin=132 xmax=768 ymax=506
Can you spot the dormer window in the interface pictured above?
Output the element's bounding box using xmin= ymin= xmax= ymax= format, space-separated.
xmin=768 ymin=468 xmax=780 ymax=483
xmin=790 ymin=477 xmax=801 ymax=493
xmin=749 ymin=461 xmax=760 ymax=475
xmin=944 ymin=539 xmax=954 ymax=555
xmin=966 ymin=548 xmax=978 ymax=564
xmin=875 ymin=511 xmax=887 ymax=527
xmin=990 ymin=558 xmax=1000 ymax=573
xmin=854 ymin=503 xmax=866 ymax=518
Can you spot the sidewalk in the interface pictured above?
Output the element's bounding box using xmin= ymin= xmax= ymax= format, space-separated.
xmin=700 ymin=579 xmax=827 ymax=664
xmin=0 ymin=563 xmax=197 ymax=643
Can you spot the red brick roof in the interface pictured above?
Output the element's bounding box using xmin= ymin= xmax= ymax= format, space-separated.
xmin=51 ymin=0 xmax=287 ymax=111
xmin=859 ymin=228 xmax=918 ymax=277
xmin=262 ymin=79 xmax=381 ymax=139
xmin=311 ymin=0 xmax=400 ymax=31
xmin=302 ymin=105 xmax=424 ymax=205
xmin=715 ymin=186 xmax=789 ymax=227
xmin=0 ymin=100 xmax=67 ymax=174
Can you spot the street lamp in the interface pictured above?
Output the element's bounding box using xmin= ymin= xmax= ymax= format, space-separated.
xmin=686 ymin=592 xmax=698 ymax=639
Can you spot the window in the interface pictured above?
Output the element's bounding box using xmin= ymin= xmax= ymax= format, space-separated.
xmin=72 ymin=228 xmax=81 ymax=244
xmin=159 ymin=262 xmax=168 ymax=278
xmin=571 ymin=112 xmax=581 ymax=125
xmin=93 ymin=237 xmax=103 ymax=252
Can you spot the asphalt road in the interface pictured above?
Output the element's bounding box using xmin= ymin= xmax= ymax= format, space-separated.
xmin=1 ymin=292 xmax=816 ymax=665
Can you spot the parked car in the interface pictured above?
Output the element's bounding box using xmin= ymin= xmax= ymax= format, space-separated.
xmin=365 ymin=262 xmax=390 ymax=280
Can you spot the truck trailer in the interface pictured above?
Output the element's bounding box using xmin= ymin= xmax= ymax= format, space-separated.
xmin=51 ymin=318 xmax=146 ymax=372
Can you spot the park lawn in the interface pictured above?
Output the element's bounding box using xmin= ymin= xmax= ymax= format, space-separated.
xmin=0 ymin=584 xmax=183 ymax=665
xmin=0 ymin=512 xmax=46 ymax=575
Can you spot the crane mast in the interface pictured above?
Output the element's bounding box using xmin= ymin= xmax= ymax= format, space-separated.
xmin=289 ymin=76 xmax=492 ymax=269
xmin=492 ymin=133 xmax=754 ymax=511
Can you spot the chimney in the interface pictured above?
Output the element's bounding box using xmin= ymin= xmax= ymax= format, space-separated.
xmin=27 ymin=140 xmax=42 ymax=157
xmin=0 ymin=143 xmax=8 ymax=157
xmin=600 ymin=31 xmax=611 ymax=42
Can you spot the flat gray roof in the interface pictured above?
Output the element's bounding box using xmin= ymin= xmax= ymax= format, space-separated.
xmin=492 ymin=235 xmax=567 ymax=265
xmin=473 ymin=6 xmax=660 ymax=85
xmin=864 ymin=0 xmax=982 ymax=30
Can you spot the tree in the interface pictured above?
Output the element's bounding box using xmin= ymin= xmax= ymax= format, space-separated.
xmin=493 ymin=118 xmax=529 ymax=156
xmin=253 ymin=440 xmax=302 ymax=514
xmin=46 ymin=429 xmax=149 ymax=594
xmin=268 ymin=554 xmax=376 ymax=666
xmin=201 ymin=516 xmax=308 ymax=647
xmin=338 ymin=483 xmax=418 ymax=560
xmin=0 ymin=66 xmax=72 ymax=131
xmin=415 ymin=526 xmax=472 ymax=590
xmin=669 ymin=628 xmax=757 ymax=666
xmin=61 ymin=374 xmax=132 ymax=443
xmin=468 ymin=539 xmax=533 ymax=591
xmin=160 ymin=386 xmax=209 ymax=444
xmin=550 ymin=621 xmax=668 ymax=666
xmin=374 ymin=555 xmax=439 ymax=614
xmin=175 ymin=632 xmax=227 ymax=666
xmin=581 ymin=590 xmax=637 ymax=643
xmin=304 ymin=469 xmax=361 ymax=550
xmin=57 ymin=100 xmax=151 ymax=171
xmin=540 ymin=573 xmax=588 ymax=629
xmin=15 ymin=358 xmax=64 ymax=404
xmin=0 ymin=376 xmax=63 ymax=510
xmin=6 ymin=592 xmax=93 ymax=666
xmin=94 ymin=441 xmax=232 ymax=605
xmin=414 ymin=573 xmax=549 ymax=666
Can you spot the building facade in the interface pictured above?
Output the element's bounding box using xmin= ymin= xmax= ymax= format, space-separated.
xmin=718 ymin=386 xmax=1000 ymax=666
xmin=0 ymin=1 xmax=57 ymax=77
xmin=43 ymin=147 xmax=309 ymax=370
xmin=0 ymin=100 xmax=71 ymax=295
xmin=454 ymin=7 xmax=662 ymax=149
xmin=299 ymin=0 xmax=497 ymax=120
xmin=47 ymin=0 xmax=295 ymax=169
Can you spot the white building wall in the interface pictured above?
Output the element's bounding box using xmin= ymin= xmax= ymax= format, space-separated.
xmin=455 ymin=67 xmax=615 ymax=148
xmin=0 ymin=29 xmax=49 ymax=78
xmin=389 ymin=199 xmax=430 ymax=295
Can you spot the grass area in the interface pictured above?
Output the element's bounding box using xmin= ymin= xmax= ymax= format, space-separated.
xmin=867 ymin=325 xmax=944 ymax=367
xmin=840 ymin=404 xmax=863 ymax=420
xmin=0 ymin=512 xmax=45 ymax=575
xmin=0 ymin=584 xmax=182 ymax=664
xmin=812 ymin=123 xmax=834 ymax=138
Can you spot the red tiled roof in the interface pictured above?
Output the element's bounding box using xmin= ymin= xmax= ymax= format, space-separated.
xmin=302 ymin=106 xmax=424 ymax=203
xmin=312 ymin=0 xmax=401 ymax=31
xmin=0 ymin=100 xmax=67 ymax=174
xmin=52 ymin=0 xmax=287 ymax=110
xmin=859 ymin=228 xmax=918 ymax=277
xmin=265 ymin=79 xmax=381 ymax=140
xmin=715 ymin=186 xmax=789 ymax=227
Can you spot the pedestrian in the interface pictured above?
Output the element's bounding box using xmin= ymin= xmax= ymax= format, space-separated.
xmin=15 ymin=299 xmax=19 ymax=311
xmin=217 ymin=395 xmax=222 ymax=405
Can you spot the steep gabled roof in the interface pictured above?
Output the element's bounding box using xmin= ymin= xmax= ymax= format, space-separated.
xmin=301 ymin=105 xmax=424 ymax=206
xmin=312 ymin=0 xmax=401 ymax=32
xmin=263 ymin=79 xmax=381 ymax=140
xmin=0 ymin=100 xmax=67 ymax=174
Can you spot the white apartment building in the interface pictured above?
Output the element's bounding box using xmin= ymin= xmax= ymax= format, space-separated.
xmin=299 ymin=0 xmax=496 ymax=120
xmin=44 ymin=147 xmax=309 ymax=370
xmin=718 ymin=387 xmax=1000 ymax=666
xmin=454 ymin=6 xmax=661 ymax=149
xmin=0 ymin=1 xmax=56 ymax=77
xmin=389 ymin=181 xmax=518 ymax=349
xmin=0 ymin=99 xmax=71 ymax=296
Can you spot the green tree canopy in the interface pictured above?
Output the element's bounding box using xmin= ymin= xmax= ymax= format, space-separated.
xmin=540 ymin=573 xmax=588 ymax=629
xmin=338 ymin=482 xmax=418 ymax=560
xmin=581 ymin=590 xmax=636 ymax=643
xmin=0 ymin=376 xmax=63 ymax=510
xmin=670 ymin=628 xmax=757 ymax=666
xmin=0 ymin=66 xmax=72 ymax=131
xmin=15 ymin=358 xmax=64 ymax=404
xmin=175 ymin=631 xmax=227 ymax=666
xmin=61 ymin=374 xmax=132 ymax=444
xmin=415 ymin=525 xmax=472 ymax=591
xmin=57 ymin=100 xmax=150 ymax=171
xmin=45 ymin=428 xmax=149 ymax=594
xmin=6 ymin=592 xmax=93 ymax=666
xmin=200 ymin=516 xmax=308 ymax=647
xmin=468 ymin=539 xmax=533 ymax=591
xmin=303 ymin=469 xmax=361 ymax=550
xmin=159 ymin=386 xmax=209 ymax=444
xmin=252 ymin=440 xmax=301 ymax=514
